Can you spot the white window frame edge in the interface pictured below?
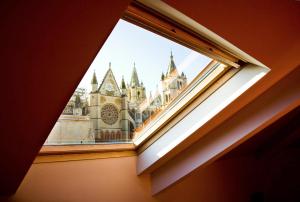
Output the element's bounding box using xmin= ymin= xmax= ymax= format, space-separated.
xmin=137 ymin=65 xmax=269 ymax=174
xmin=134 ymin=0 xmax=270 ymax=174
xmin=133 ymin=61 xmax=225 ymax=145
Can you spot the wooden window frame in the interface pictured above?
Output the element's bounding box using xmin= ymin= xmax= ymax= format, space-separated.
xmin=123 ymin=1 xmax=242 ymax=68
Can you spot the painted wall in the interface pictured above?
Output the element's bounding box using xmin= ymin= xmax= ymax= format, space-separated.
xmin=1 ymin=0 xmax=299 ymax=197
xmin=156 ymin=109 xmax=300 ymax=202
xmin=3 ymin=155 xmax=259 ymax=202
xmin=5 ymin=107 xmax=300 ymax=202
xmin=3 ymin=153 xmax=273 ymax=202
xmin=0 ymin=0 xmax=132 ymax=194
xmin=10 ymin=156 xmax=156 ymax=202
xmin=156 ymin=156 xmax=258 ymax=202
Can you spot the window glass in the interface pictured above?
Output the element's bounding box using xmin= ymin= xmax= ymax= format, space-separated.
xmin=44 ymin=19 xmax=212 ymax=145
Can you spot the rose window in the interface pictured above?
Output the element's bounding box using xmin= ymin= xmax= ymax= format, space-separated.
xmin=101 ymin=104 xmax=119 ymax=125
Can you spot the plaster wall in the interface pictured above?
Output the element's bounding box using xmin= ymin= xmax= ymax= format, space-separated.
xmin=11 ymin=156 xmax=156 ymax=202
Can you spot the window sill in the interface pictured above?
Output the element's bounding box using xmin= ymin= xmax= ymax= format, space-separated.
xmin=40 ymin=143 xmax=135 ymax=155
xmin=36 ymin=144 xmax=136 ymax=163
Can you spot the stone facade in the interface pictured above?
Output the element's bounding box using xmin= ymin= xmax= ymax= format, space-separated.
xmin=46 ymin=52 xmax=187 ymax=144
xmin=45 ymin=115 xmax=93 ymax=145
xmin=90 ymin=63 xmax=135 ymax=142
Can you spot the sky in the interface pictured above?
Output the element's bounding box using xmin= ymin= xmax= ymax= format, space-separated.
xmin=77 ymin=19 xmax=212 ymax=97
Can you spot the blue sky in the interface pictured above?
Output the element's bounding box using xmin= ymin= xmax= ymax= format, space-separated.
xmin=78 ymin=19 xmax=212 ymax=96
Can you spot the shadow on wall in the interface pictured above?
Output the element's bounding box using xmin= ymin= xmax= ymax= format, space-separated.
xmin=155 ymin=106 xmax=300 ymax=202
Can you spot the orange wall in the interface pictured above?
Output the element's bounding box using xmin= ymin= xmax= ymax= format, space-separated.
xmin=3 ymin=155 xmax=258 ymax=202
xmin=155 ymin=135 xmax=300 ymax=202
xmin=7 ymin=155 xmax=259 ymax=202
xmin=0 ymin=0 xmax=131 ymax=194
xmin=156 ymin=156 xmax=258 ymax=202
xmin=6 ymin=113 xmax=300 ymax=202
xmin=9 ymin=156 xmax=156 ymax=202
xmin=156 ymin=108 xmax=300 ymax=202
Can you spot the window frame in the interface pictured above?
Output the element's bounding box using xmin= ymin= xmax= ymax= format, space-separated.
xmin=123 ymin=1 xmax=242 ymax=68
xmin=122 ymin=1 xmax=243 ymax=148
xmin=38 ymin=0 xmax=267 ymax=159
xmin=133 ymin=61 xmax=233 ymax=147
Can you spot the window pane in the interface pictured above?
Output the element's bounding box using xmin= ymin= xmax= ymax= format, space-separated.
xmin=44 ymin=19 xmax=213 ymax=145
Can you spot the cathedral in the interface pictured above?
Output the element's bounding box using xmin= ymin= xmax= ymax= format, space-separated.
xmin=89 ymin=62 xmax=135 ymax=142
xmin=89 ymin=52 xmax=187 ymax=142
xmin=55 ymin=52 xmax=187 ymax=143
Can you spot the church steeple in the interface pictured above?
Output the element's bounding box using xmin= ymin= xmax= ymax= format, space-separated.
xmin=91 ymin=70 xmax=98 ymax=85
xmin=91 ymin=70 xmax=98 ymax=92
xmin=166 ymin=51 xmax=178 ymax=77
xmin=161 ymin=72 xmax=165 ymax=80
xmin=130 ymin=62 xmax=140 ymax=87
xmin=120 ymin=76 xmax=127 ymax=96
xmin=121 ymin=76 xmax=126 ymax=89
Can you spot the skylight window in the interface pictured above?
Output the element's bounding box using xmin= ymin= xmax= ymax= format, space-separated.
xmin=44 ymin=18 xmax=220 ymax=146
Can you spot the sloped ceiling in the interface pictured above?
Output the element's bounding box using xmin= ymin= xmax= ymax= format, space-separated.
xmin=165 ymin=0 xmax=300 ymax=71
xmin=0 ymin=0 xmax=130 ymax=195
xmin=0 ymin=0 xmax=299 ymax=196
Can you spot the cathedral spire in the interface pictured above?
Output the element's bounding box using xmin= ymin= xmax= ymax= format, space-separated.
xmin=161 ymin=72 xmax=165 ymax=80
xmin=91 ymin=70 xmax=98 ymax=84
xmin=121 ymin=75 xmax=126 ymax=89
xmin=130 ymin=62 xmax=140 ymax=87
xmin=167 ymin=51 xmax=178 ymax=77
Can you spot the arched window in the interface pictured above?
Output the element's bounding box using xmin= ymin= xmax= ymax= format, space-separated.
xmin=116 ymin=131 xmax=121 ymax=140
xmin=105 ymin=131 xmax=110 ymax=141
xmin=111 ymin=131 xmax=116 ymax=142
xmin=100 ymin=131 xmax=105 ymax=141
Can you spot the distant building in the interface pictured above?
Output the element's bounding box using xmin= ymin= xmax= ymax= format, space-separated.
xmin=46 ymin=52 xmax=187 ymax=144
xmin=62 ymin=88 xmax=89 ymax=116
xmin=45 ymin=89 xmax=93 ymax=145
xmin=89 ymin=63 xmax=135 ymax=142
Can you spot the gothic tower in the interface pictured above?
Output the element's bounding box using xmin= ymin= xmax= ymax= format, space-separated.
xmin=91 ymin=70 xmax=98 ymax=92
xmin=161 ymin=52 xmax=187 ymax=105
xmin=120 ymin=76 xmax=130 ymax=140
xmin=127 ymin=63 xmax=146 ymax=126
xmin=128 ymin=63 xmax=146 ymax=105
xmin=89 ymin=71 xmax=99 ymax=141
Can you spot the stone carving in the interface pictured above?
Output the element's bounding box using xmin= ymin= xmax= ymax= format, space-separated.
xmin=101 ymin=103 xmax=119 ymax=125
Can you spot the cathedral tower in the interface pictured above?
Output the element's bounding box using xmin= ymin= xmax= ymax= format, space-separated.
xmin=128 ymin=63 xmax=146 ymax=105
xmin=91 ymin=70 xmax=98 ymax=92
xmin=120 ymin=75 xmax=130 ymax=140
xmin=127 ymin=63 xmax=145 ymax=127
xmin=90 ymin=71 xmax=99 ymax=140
xmin=161 ymin=52 xmax=187 ymax=105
